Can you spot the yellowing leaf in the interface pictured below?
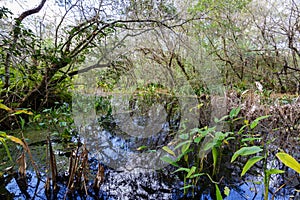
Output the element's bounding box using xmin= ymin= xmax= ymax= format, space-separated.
xmin=162 ymin=146 xmax=176 ymax=157
xmin=224 ymin=186 xmax=230 ymax=196
xmin=13 ymin=110 xmax=33 ymax=115
xmin=276 ymin=152 xmax=300 ymax=173
xmin=137 ymin=145 xmax=147 ymax=151
xmin=6 ymin=135 xmax=26 ymax=149
xmin=223 ymin=140 xmax=229 ymax=145
xmin=0 ymin=103 xmax=12 ymax=111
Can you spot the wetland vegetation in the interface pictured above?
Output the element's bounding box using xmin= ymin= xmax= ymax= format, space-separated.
xmin=0 ymin=0 xmax=299 ymax=199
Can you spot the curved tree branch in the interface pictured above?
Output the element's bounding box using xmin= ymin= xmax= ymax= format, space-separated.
xmin=4 ymin=0 xmax=47 ymax=88
xmin=16 ymin=0 xmax=47 ymax=23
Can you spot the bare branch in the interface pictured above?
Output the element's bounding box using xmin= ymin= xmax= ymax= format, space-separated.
xmin=16 ymin=0 xmax=47 ymax=23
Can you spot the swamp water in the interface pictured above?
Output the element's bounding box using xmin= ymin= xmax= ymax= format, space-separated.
xmin=1 ymin=95 xmax=299 ymax=199
xmin=0 ymin=128 xmax=298 ymax=200
xmin=1 ymin=125 xmax=299 ymax=199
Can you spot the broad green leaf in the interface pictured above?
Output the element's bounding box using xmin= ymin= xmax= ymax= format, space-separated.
xmin=255 ymin=115 xmax=271 ymax=121
xmin=0 ymin=103 xmax=12 ymax=111
xmin=160 ymin=156 xmax=178 ymax=167
xmin=276 ymin=152 xmax=300 ymax=173
xmin=250 ymin=120 xmax=258 ymax=129
xmin=162 ymin=146 xmax=176 ymax=157
xmin=266 ymin=168 xmax=285 ymax=175
xmin=137 ymin=145 xmax=147 ymax=151
xmin=174 ymin=140 xmax=192 ymax=150
xmin=179 ymin=133 xmax=189 ymax=140
xmin=194 ymin=136 xmax=203 ymax=143
xmin=212 ymin=147 xmax=218 ymax=172
xmin=231 ymin=146 xmax=263 ymax=162
xmin=190 ymin=128 xmax=200 ymax=135
xmin=241 ymin=156 xmax=264 ymax=176
xmin=215 ymin=184 xmax=223 ymax=200
xmin=241 ymin=137 xmax=262 ymax=142
xmin=229 ymin=107 xmax=241 ymax=119
xmin=186 ymin=166 xmax=196 ymax=178
xmin=250 ymin=115 xmax=271 ymax=129
xmin=173 ymin=167 xmax=191 ymax=173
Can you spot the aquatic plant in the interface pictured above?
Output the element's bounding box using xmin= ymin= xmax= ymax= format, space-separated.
xmin=161 ymin=119 xmax=235 ymax=197
xmin=160 ymin=106 xmax=280 ymax=199
xmin=32 ymin=102 xmax=74 ymax=140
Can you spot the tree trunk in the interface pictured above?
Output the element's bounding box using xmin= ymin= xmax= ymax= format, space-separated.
xmin=18 ymin=66 xmax=59 ymax=109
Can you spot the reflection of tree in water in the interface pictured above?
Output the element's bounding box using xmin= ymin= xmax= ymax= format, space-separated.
xmin=80 ymin=83 xmax=182 ymax=170
xmin=97 ymin=83 xmax=181 ymax=150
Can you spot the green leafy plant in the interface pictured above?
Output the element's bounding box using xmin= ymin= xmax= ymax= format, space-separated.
xmin=160 ymin=123 xmax=234 ymax=197
xmin=160 ymin=106 xmax=276 ymax=199
xmin=230 ymin=114 xmax=288 ymax=200
xmin=0 ymin=131 xmax=26 ymax=162
xmin=32 ymin=102 xmax=74 ymax=140
xmin=230 ymin=143 xmax=282 ymax=198
xmin=0 ymin=102 xmax=32 ymax=162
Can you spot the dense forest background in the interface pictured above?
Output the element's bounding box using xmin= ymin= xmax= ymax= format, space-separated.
xmin=1 ymin=0 xmax=299 ymax=118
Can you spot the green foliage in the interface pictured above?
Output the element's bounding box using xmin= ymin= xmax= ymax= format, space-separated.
xmin=31 ymin=102 xmax=74 ymax=140
xmin=0 ymin=131 xmax=13 ymax=161
xmin=0 ymin=103 xmax=31 ymax=164
xmin=188 ymin=0 xmax=299 ymax=93
xmin=160 ymin=106 xmax=276 ymax=197
xmin=241 ymin=156 xmax=264 ymax=176
xmin=227 ymin=112 xmax=289 ymax=200
xmin=192 ymin=0 xmax=251 ymax=13
xmin=215 ymin=184 xmax=223 ymax=200
xmin=161 ymin=123 xmax=233 ymax=196
xmin=224 ymin=186 xmax=230 ymax=196
xmin=250 ymin=115 xmax=271 ymax=129
xmin=231 ymin=146 xmax=263 ymax=162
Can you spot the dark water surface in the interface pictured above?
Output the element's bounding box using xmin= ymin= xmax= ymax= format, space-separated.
xmin=0 ymin=128 xmax=299 ymax=200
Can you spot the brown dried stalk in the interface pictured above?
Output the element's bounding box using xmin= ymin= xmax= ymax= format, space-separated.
xmin=93 ymin=164 xmax=105 ymax=192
